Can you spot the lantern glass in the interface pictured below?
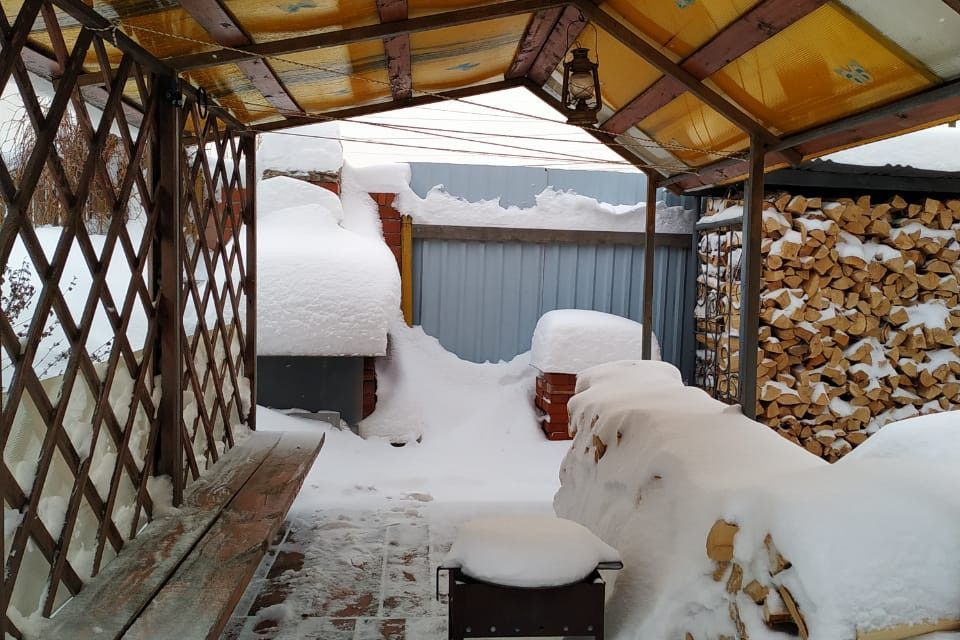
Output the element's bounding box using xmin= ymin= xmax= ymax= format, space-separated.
xmin=569 ymin=71 xmax=596 ymax=100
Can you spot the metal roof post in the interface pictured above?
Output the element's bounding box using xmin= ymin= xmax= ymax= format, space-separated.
xmin=739 ymin=135 xmax=766 ymax=419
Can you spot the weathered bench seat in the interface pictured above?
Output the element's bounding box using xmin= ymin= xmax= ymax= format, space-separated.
xmin=43 ymin=430 xmax=324 ymax=640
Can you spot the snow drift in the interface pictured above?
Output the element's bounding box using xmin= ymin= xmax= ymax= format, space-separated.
xmin=554 ymin=361 xmax=960 ymax=639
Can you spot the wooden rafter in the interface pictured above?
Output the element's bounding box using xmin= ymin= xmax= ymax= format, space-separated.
xmin=179 ymin=0 xmax=303 ymax=116
xmin=572 ymin=0 xmax=799 ymax=162
xmin=506 ymin=7 xmax=564 ymax=78
xmin=168 ymin=0 xmax=568 ymax=71
xmin=376 ymin=0 xmax=412 ymax=102
xmin=251 ymin=77 xmax=527 ymax=132
xmin=526 ymin=5 xmax=585 ymax=85
xmin=602 ymin=0 xmax=827 ymax=135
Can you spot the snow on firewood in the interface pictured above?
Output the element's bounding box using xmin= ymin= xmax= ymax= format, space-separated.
xmin=258 ymin=122 xmax=343 ymax=178
xmin=697 ymin=192 xmax=960 ymax=460
xmin=555 ymin=362 xmax=960 ymax=639
xmin=529 ymin=310 xmax=660 ymax=374
xmin=443 ymin=515 xmax=620 ymax=588
xmin=256 ymin=178 xmax=400 ymax=356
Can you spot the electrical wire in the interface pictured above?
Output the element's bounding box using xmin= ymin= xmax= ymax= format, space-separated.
xmin=92 ymin=18 xmax=747 ymax=164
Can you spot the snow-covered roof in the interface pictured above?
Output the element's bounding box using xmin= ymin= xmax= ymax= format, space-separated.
xmin=819 ymin=124 xmax=960 ymax=174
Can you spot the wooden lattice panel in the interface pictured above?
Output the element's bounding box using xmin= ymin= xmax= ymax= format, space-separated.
xmin=1 ymin=2 xmax=256 ymax=635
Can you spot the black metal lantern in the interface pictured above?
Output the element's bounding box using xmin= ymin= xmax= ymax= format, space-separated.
xmin=561 ymin=47 xmax=601 ymax=126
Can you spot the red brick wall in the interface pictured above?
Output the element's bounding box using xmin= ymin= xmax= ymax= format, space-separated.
xmin=534 ymin=372 xmax=576 ymax=440
xmin=371 ymin=192 xmax=402 ymax=268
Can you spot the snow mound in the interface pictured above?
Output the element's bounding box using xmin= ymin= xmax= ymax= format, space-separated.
xmin=444 ymin=515 xmax=620 ymax=588
xmin=822 ymin=124 xmax=960 ymax=172
xmin=843 ymin=410 xmax=960 ymax=467
xmin=396 ymin=185 xmax=695 ymax=234
xmin=258 ymin=176 xmax=344 ymax=224
xmin=259 ymin=122 xmax=343 ymax=177
xmin=555 ymin=360 xmax=960 ymax=639
xmin=257 ymin=196 xmax=399 ymax=356
xmin=342 ymin=162 xmax=411 ymax=194
xmin=530 ymin=310 xmax=660 ymax=374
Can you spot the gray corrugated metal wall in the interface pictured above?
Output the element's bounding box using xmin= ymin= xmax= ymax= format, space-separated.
xmin=409 ymin=162 xmax=699 ymax=209
xmin=412 ymin=238 xmax=696 ymax=380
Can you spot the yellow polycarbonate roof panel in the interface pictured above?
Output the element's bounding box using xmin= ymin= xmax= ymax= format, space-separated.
xmin=595 ymin=29 xmax=662 ymax=113
xmin=24 ymin=7 xmax=214 ymax=68
xmin=708 ymin=3 xmax=934 ymax=135
xmin=837 ymin=0 xmax=960 ymax=80
xmin=269 ymin=40 xmax=392 ymax=113
xmin=639 ymin=93 xmax=748 ymax=167
xmin=604 ymin=0 xmax=762 ymax=58
xmin=409 ymin=0 xmax=501 ymax=16
xmin=409 ymin=15 xmax=528 ymax=92
xmin=222 ymin=0 xmax=379 ymax=43
xmin=184 ymin=63 xmax=282 ymax=125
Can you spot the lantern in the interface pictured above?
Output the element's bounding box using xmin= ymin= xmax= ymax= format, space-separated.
xmin=561 ymin=47 xmax=601 ymax=126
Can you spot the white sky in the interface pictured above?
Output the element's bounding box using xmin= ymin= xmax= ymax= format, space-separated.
xmin=339 ymin=86 xmax=639 ymax=173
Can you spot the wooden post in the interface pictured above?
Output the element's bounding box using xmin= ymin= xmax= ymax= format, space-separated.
xmin=739 ymin=135 xmax=766 ymax=419
xmin=156 ymin=75 xmax=183 ymax=504
xmin=641 ymin=171 xmax=658 ymax=359
xmin=242 ymin=132 xmax=258 ymax=429
xmin=400 ymin=214 xmax=414 ymax=327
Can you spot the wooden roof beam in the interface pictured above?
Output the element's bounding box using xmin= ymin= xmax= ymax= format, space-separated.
xmin=251 ymin=77 xmax=527 ymax=133
xmin=179 ymin=0 xmax=303 ymax=116
xmin=525 ymin=5 xmax=586 ymax=85
xmin=376 ymin=0 xmax=412 ymax=102
xmin=663 ymin=75 xmax=960 ymax=191
xmin=168 ymin=0 xmax=570 ymax=72
xmin=572 ymin=0 xmax=800 ymax=164
xmin=505 ymin=7 xmax=564 ymax=78
xmin=602 ymin=0 xmax=827 ymax=135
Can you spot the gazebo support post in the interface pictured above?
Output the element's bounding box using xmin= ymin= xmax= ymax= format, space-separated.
xmin=155 ymin=75 xmax=184 ymax=505
xmin=242 ymin=131 xmax=258 ymax=430
xmin=641 ymin=171 xmax=658 ymax=360
xmin=739 ymin=135 xmax=766 ymax=419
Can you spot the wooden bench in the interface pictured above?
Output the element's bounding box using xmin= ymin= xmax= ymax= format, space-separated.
xmin=43 ymin=430 xmax=324 ymax=640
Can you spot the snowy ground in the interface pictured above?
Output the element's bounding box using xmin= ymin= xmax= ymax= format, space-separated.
xmin=222 ymin=325 xmax=570 ymax=639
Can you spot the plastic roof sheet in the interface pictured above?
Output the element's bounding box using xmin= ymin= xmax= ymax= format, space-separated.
xmin=11 ymin=0 xmax=960 ymax=185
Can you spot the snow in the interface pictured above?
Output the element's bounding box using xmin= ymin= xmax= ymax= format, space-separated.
xmin=257 ymin=176 xmax=344 ymax=224
xmin=844 ymin=411 xmax=960 ymax=467
xmin=443 ymin=515 xmax=620 ymax=588
xmin=256 ymin=181 xmax=400 ymax=356
xmin=396 ymin=185 xmax=695 ymax=234
xmin=273 ymin=321 xmax=570 ymax=505
xmin=258 ymin=122 xmax=343 ymax=178
xmin=341 ymin=162 xmax=411 ymax=194
xmin=822 ymin=124 xmax=960 ymax=172
xmin=554 ymin=359 xmax=960 ymax=639
xmin=555 ymin=360 xmax=825 ymax=639
xmin=698 ymin=204 xmax=743 ymax=226
xmin=895 ymin=300 xmax=954 ymax=330
xmin=529 ymin=310 xmax=660 ymax=374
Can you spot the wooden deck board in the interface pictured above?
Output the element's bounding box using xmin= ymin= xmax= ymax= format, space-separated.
xmin=44 ymin=432 xmax=283 ymax=639
xmin=124 ymin=432 xmax=324 ymax=640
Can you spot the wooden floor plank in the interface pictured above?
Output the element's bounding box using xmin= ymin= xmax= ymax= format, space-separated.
xmin=124 ymin=432 xmax=324 ymax=640
xmin=44 ymin=432 xmax=283 ymax=640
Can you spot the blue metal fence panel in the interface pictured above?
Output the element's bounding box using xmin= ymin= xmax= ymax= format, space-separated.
xmin=412 ymin=238 xmax=695 ymax=379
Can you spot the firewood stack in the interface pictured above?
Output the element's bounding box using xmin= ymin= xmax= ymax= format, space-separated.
xmin=699 ymin=193 xmax=960 ymax=460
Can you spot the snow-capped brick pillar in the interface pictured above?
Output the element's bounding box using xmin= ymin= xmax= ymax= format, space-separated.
xmin=535 ymin=373 xmax=577 ymax=440
xmin=373 ymin=192 xmax=403 ymax=266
